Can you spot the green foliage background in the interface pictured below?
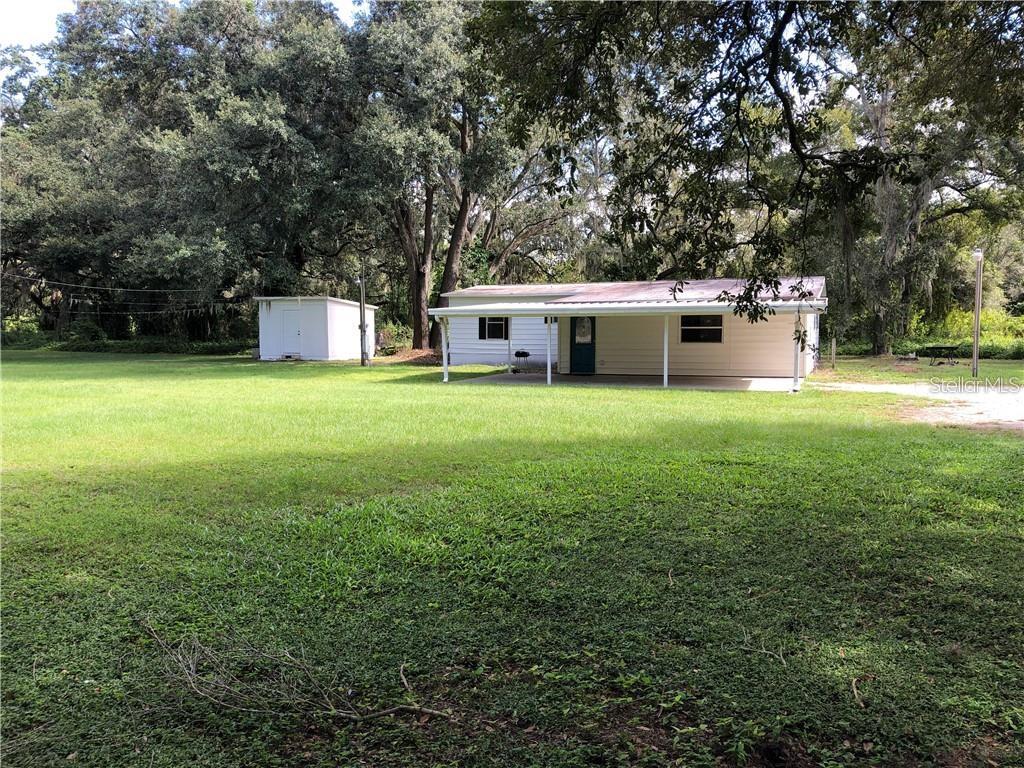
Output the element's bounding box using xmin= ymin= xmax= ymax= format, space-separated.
xmin=3 ymin=0 xmax=1024 ymax=353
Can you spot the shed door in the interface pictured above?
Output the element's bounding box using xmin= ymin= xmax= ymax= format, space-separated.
xmin=570 ymin=316 xmax=596 ymax=374
xmin=281 ymin=309 xmax=301 ymax=356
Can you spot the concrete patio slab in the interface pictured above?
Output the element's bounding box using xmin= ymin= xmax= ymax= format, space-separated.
xmin=459 ymin=371 xmax=795 ymax=391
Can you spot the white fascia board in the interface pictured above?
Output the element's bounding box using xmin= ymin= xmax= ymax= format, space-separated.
xmin=254 ymin=296 xmax=379 ymax=310
xmin=429 ymin=300 xmax=828 ymax=317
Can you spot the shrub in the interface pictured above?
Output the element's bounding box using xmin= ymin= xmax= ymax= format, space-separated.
xmin=928 ymin=307 xmax=1024 ymax=340
xmin=67 ymin=318 xmax=108 ymax=342
xmin=949 ymin=337 xmax=1024 ymax=360
xmin=835 ymin=341 xmax=872 ymax=356
xmin=836 ymin=337 xmax=1024 ymax=359
xmin=1 ymin=317 xmax=55 ymax=348
xmin=52 ymin=338 xmax=257 ymax=355
xmin=376 ymin=322 xmax=412 ymax=356
xmin=1 ymin=316 xmax=255 ymax=354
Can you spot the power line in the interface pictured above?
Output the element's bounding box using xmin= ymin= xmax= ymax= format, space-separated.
xmin=68 ymin=293 xmax=231 ymax=308
xmin=74 ymin=303 xmax=235 ymax=316
xmin=2 ymin=271 xmax=208 ymax=293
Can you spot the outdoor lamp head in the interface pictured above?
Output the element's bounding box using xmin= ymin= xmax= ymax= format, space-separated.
xmin=972 ymin=248 xmax=984 ymax=263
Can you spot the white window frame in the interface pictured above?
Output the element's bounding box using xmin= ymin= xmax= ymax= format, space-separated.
xmin=483 ymin=317 xmax=508 ymax=340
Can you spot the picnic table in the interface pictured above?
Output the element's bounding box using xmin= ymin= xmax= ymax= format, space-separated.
xmin=921 ymin=345 xmax=959 ymax=366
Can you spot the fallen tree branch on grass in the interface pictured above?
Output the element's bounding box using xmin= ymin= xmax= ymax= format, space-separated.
xmin=739 ymin=627 xmax=788 ymax=667
xmin=139 ymin=618 xmax=450 ymax=724
xmin=851 ymin=674 xmax=875 ymax=709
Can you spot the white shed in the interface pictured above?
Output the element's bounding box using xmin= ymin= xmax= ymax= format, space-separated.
xmin=255 ymin=296 xmax=376 ymax=361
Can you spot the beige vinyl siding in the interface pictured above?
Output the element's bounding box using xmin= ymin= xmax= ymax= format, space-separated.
xmin=450 ymin=302 xmax=819 ymax=376
xmin=447 ymin=295 xmax=563 ymax=366
xmin=556 ymin=313 xmax=812 ymax=377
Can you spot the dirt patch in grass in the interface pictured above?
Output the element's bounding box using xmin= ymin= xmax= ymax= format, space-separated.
xmin=814 ymin=382 xmax=1024 ymax=432
xmin=938 ymin=735 xmax=1010 ymax=767
xmin=373 ymin=348 xmax=441 ymax=365
xmin=745 ymin=738 xmax=817 ymax=768
xmin=895 ymin=399 xmax=1024 ymax=432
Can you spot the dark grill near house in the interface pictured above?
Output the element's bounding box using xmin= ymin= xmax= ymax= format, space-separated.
xmin=513 ymin=349 xmax=531 ymax=373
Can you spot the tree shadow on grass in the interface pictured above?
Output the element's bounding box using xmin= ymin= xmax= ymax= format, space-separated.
xmin=2 ymin=351 xmax=500 ymax=385
xmin=3 ymin=413 xmax=1022 ymax=766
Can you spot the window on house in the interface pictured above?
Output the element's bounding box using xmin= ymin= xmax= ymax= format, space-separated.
xmin=680 ymin=315 xmax=723 ymax=343
xmin=544 ymin=316 xmax=558 ymax=324
xmin=574 ymin=316 xmax=593 ymax=343
xmin=478 ymin=317 xmax=509 ymax=340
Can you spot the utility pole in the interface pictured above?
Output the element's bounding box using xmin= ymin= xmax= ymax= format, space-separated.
xmin=971 ymin=247 xmax=983 ymax=379
xmin=357 ymin=266 xmax=369 ymax=367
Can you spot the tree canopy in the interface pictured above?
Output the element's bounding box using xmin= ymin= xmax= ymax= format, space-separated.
xmin=475 ymin=1 xmax=1024 ymax=348
xmin=3 ymin=0 xmax=1023 ymax=352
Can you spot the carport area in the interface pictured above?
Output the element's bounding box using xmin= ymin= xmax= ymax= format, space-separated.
xmin=429 ymin=277 xmax=828 ymax=392
xmin=460 ymin=371 xmax=795 ymax=392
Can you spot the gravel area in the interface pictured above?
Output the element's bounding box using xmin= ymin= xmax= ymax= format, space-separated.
xmin=813 ymin=381 xmax=1024 ymax=431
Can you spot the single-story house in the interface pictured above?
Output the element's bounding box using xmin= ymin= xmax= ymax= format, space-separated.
xmin=255 ymin=296 xmax=376 ymax=361
xmin=428 ymin=277 xmax=826 ymax=390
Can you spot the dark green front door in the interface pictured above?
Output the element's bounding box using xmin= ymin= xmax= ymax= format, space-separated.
xmin=570 ymin=316 xmax=596 ymax=374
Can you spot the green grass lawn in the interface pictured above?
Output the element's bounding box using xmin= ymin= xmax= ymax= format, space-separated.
xmin=2 ymin=352 xmax=1022 ymax=767
xmin=812 ymin=356 xmax=1024 ymax=384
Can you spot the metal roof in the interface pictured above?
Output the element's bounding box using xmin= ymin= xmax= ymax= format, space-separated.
xmin=442 ymin=276 xmax=826 ymax=304
xmin=441 ymin=282 xmax=598 ymax=298
xmin=430 ymin=298 xmax=826 ymax=318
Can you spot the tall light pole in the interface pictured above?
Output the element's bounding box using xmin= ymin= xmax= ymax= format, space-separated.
xmin=971 ymin=247 xmax=983 ymax=379
xmin=356 ymin=267 xmax=369 ymax=367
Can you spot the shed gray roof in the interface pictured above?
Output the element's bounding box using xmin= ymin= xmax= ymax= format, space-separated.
xmin=443 ymin=277 xmax=826 ymax=304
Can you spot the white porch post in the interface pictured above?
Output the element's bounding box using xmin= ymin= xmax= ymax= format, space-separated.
xmin=546 ymin=317 xmax=552 ymax=385
xmin=792 ymin=312 xmax=802 ymax=392
xmin=662 ymin=314 xmax=669 ymax=388
xmin=441 ymin=317 xmax=449 ymax=383
xmin=507 ymin=320 xmax=513 ymax=373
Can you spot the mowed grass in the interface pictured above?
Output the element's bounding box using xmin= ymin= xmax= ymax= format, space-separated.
xmin=813 ymin=356 xmax=1023 ymax=384
xmin=2 ymin=352 xmax=1022 ymax=767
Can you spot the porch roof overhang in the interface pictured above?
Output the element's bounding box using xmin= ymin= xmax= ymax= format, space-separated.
xmin=429 ymin=299 xmax=827 ymax=318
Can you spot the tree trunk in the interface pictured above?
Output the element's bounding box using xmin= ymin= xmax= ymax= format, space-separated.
xmin=393 ymin=186 xmax=435 ymax=350
xmin=411 ymin=261 xmax=430 ymax=349
xmin=429 ymin=187 xmax=474 ymax=347
xmin=870 ymin=305 xmax=890 ymax=355
xmin=416 ymin=185 xmax=435 ymax=349
xmin=428 ymin=108 xmax=478 ymax=349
